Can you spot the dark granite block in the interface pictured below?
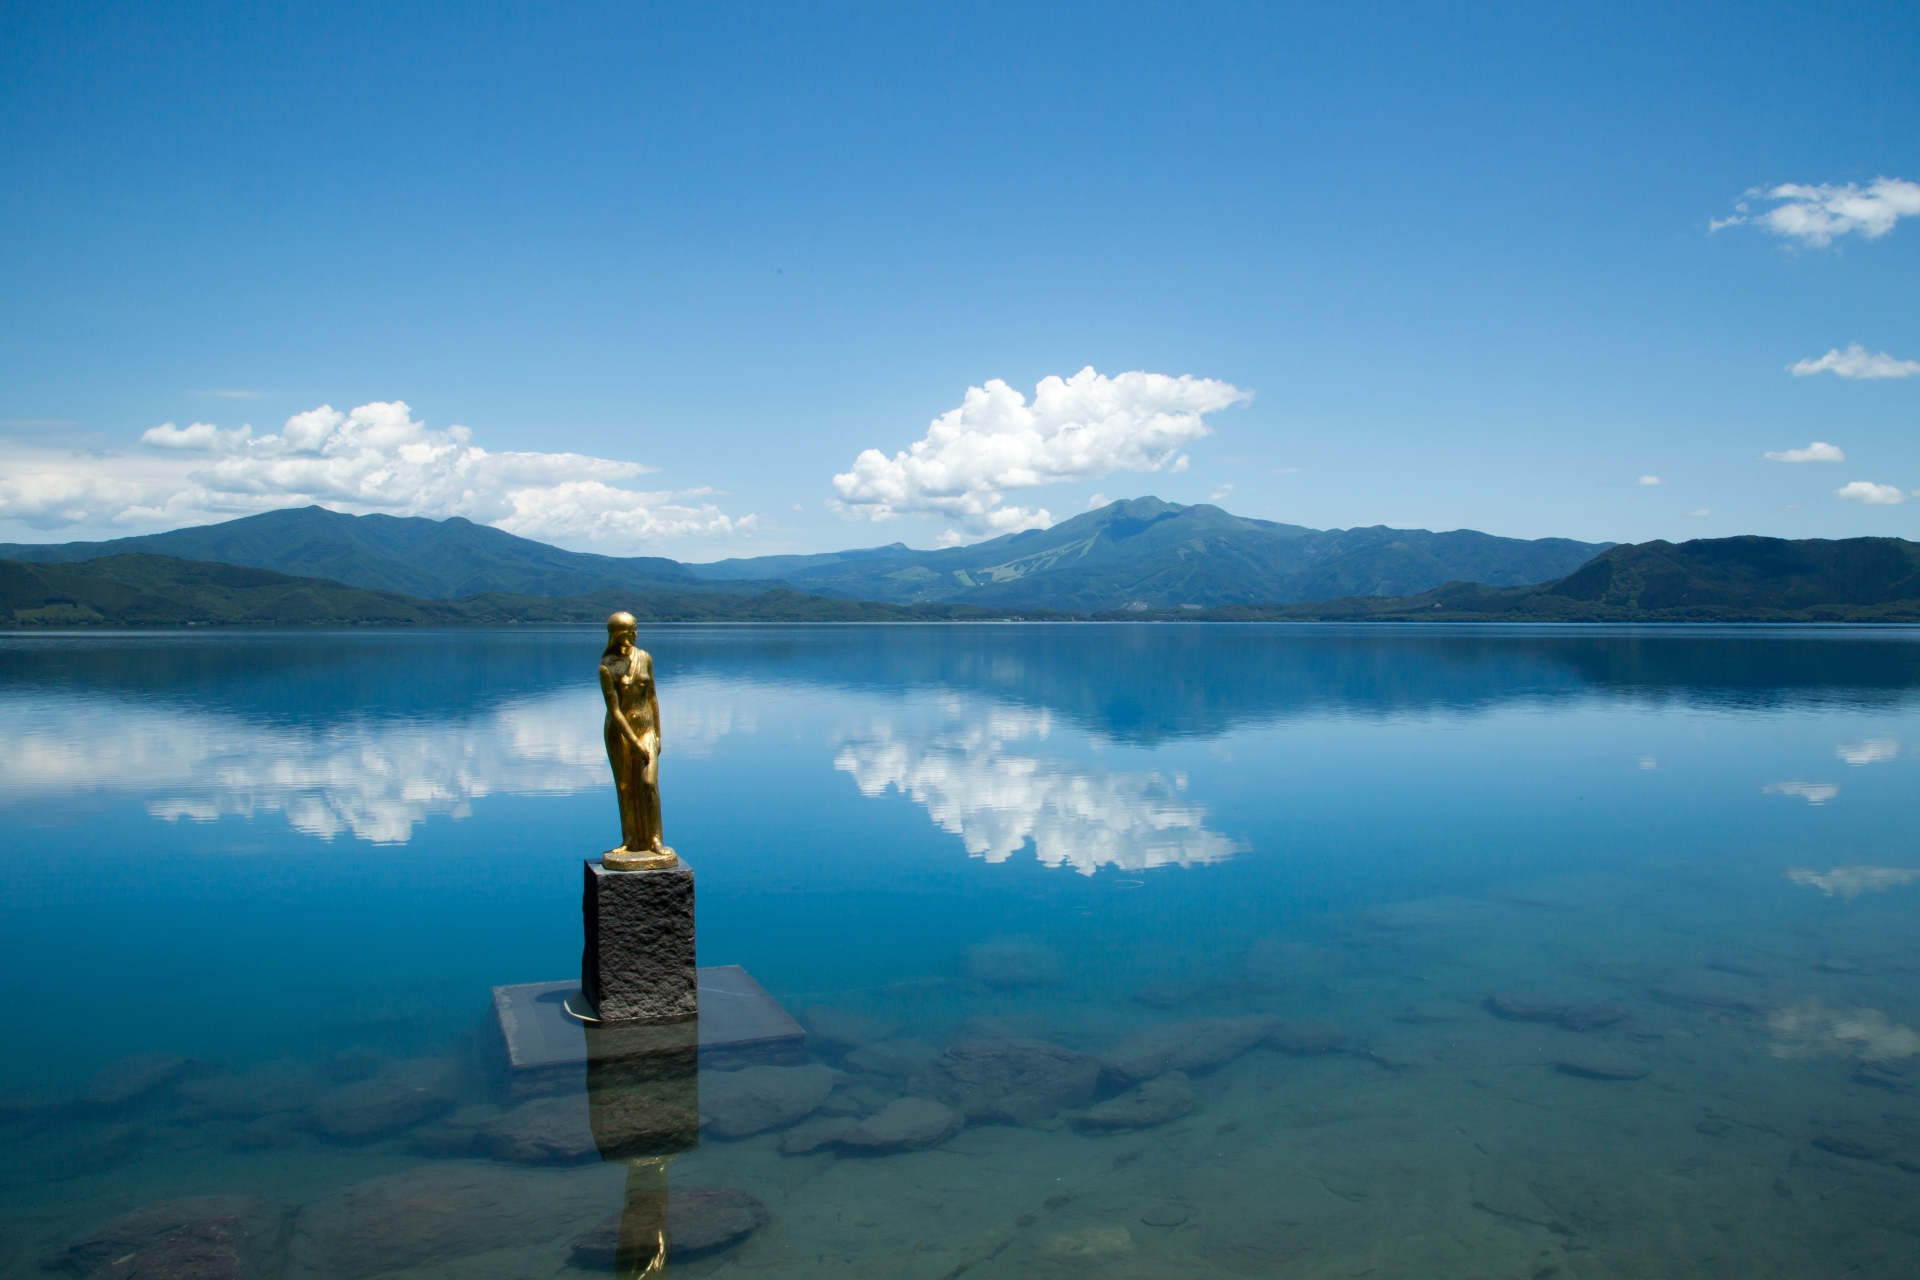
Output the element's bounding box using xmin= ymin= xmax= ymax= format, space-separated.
xmin=583 ymin=859 xmax=696 ymax=1024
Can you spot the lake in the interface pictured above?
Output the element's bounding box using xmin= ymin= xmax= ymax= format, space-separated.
xmin=4 ymin=623 xmax=1919 ymax=1278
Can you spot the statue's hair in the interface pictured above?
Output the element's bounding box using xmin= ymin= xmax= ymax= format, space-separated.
xmin=603 ymin=611 xmax=637 ymax=658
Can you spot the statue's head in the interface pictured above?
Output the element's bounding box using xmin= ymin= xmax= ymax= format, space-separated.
xmin=605 ymin=611 xmax=638 ymax=654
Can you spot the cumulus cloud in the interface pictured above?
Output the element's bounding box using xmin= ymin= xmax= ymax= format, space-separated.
xmin=1713 ymin=178 xmax=1920 ymax=246
xmin=1836 ymin=481 xmax=1906 ymax=505
xmin=831 ymin=367 xmax=1250 ymax=536
xmin=0 ymin=399 xmax=751 ymax=549
xmin=1764 ymin=441 xmax=1845 ymax=463
xmin=1636 ymin=475 xmax=1663 ymax=486
xmin=1790 ymin=344 xmax=1920 ymax=379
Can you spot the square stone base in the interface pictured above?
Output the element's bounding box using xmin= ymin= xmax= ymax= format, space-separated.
xmin=582 ymin=858 xmax=696 ymax=1023
xmin=492 ymin=966 xmax=807 ymax=1100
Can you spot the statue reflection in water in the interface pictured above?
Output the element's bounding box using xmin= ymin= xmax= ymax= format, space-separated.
xmin=585 ymin=1019 xmax=701 ymax=1274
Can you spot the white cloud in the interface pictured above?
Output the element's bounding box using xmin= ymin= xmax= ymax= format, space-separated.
xmin=0 ymin=399 xmax=752 ymax=549
xmin=1836 ymin=481 xmax=1906 ymax=505
xmin=1764 ymin=441 xmax=1845 ymax=463
xmin=1689 ymin=508 xmax=1711 ymax=517
xmin=1714 ymin=178 xmax=1920 ymax=246
xmin=830 ymin=367 xmax=1251 ymax=536
xmin=1790 ymin=344 xmax=1920 ymax=379
xmin=1764 ymin=780 xmax=1839 ymax=805
xmin=142 ymin=421 xmax=254 ymax=451
xmin=1836 ymin=737 xmax=1901 ymax=766
xmin=1636 ymin=475 xmax=1663 ymax=486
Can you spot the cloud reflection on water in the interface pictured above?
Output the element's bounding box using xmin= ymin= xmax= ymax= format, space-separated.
xmin=1835 ymin=737 xmax=1902 ymax=765
xmin=833 ymin=705 xmax=1241 ymax=876
xmin=0 ymin=692 xmax=607 ymax=843
xmin=1786 ymin=866 xmax=1920 ymax=899
xmin=1767 ymin=1002 xmax=1920 ymax=1063
xmin=1763 ymin=781 xmax=1840 ymax=805
xmin=0 ymin=686 xmax=749 ymax=845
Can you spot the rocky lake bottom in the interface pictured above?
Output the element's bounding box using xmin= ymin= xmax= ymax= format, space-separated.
xmin=7 ymin=870 xmax=1920 ymax=1280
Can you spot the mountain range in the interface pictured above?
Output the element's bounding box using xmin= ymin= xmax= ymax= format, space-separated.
xmin=0 ymin=498 xmax=1611 ymax=610
xmin=7 ymin=534 xmax=1920 ymax=628
xmin=1166 ymin=535 xmax=1920 ymax=623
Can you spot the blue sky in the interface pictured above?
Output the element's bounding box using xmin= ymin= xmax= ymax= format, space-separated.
xmin=2 ymin=1 xmax=1916 ymax=558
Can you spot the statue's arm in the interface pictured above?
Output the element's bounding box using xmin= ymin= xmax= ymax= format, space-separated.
xmin=600 ymin=662 xmax=646 ymax=753
xmin=646 ymin=679 xmax=662 ymax=757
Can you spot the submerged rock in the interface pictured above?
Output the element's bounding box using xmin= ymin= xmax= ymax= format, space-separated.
xmin=1854 ymin=1057 xmax=1918 ymax=1092
xmin=43 ymin=1122 xmax=146 ymax=1177
xmin=1131 ymin=979 xmax=1254 ymax=1009
xmin=405 ymin=1105 xmax=500 ymax=1158
xmin=568 ymin=1187 xmax=767 ymax=1267
xmin=842 ymin=1039 xmax=936 ymax=1079
xmin=176 ymin=1062 xmax=322 ymax=1122
xmin=1811 ymin=1121 xmax=1900 ymax=1162
xmin=954 ymin=1013 xmax=1054 ymax=1042
xmin=1069 ymin=1072 xmax=1197 ymax=1134
xmin=1394 ymin=1002 xmax=1470 ymax=1024
xmin=838 ymin=1098 xmax=962 ymax=1152
xmin=800 ymin=1007 xmax=898 ymax=1058
xmin=699 ymin=1064 xmax=837 ymax=1138
xmin=1552 ymin=1052 xmax=1648 ymax=1081
xmin=916 ymin=1040 xmax=1101 ymax=1126
xmin=1486 ymin=991 xmax=1629 ymax=1031
xmin=476 ymin=1097 xmax=599 ymax=1165
xmin=230 ymin=1116 xmax=301 ymax=1151
xmin=305 ymin=1058 xmax=461 ymax=1144
xmin=285 ymin=1163 xmax=612 ymax=1278
xmin=43 ymin=1196 xmax=288 ymax=1280
xmin=818 ymin=1077 xmax=899 ymax=1117
xmin=1649 ymin=972 xmax=1770 ymax=1017
xmin=778 ymin=1116 xmax=854 ymax=1155
xmin=1102 ymin=1017 xmax=1278 ymax=1082
xmin=83 ymin=1052 xmax=200 ymax=1109
xmin=962 ymin=939 xmax=1061 ymax=989
xmin=1267 ymin=1019 xmax=1347 ymax=1055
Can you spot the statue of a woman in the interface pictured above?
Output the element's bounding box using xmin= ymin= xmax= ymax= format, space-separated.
xmin=600 ymin=612 xmax=676 ymax=869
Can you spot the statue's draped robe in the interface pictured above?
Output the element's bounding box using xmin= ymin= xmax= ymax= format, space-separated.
xmin=602 ymin=652 xmax=663 ymax=853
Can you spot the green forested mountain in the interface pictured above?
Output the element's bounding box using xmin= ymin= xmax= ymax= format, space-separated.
xmin=8 ymin=536 xmax=1920 ymax=628
xmin=1165 ymin=536 xmax=1920 ymax=622
xmin=0 ymin=506 xmax=775 ymax=600
xmin=0 ymin=554 xmax=1061 ymax=627
xmin=1 ymin=499 xmax=1608 ymax=610
xmin=689 ymin=497 xmax=1612 ymax=609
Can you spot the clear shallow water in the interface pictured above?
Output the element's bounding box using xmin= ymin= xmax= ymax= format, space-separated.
xmin=4 ymin=624 xmax=1920 ymax=1278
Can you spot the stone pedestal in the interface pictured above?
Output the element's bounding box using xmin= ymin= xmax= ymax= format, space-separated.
xmin=582 ymin=859 xmax=697 ymax=1024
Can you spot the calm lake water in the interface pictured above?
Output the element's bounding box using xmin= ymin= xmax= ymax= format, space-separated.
xmin=4 ymin=624 xmax=1920 ymax=1279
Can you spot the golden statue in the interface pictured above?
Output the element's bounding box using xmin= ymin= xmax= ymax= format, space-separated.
xmin=601 ymin=612 xmax=677 ymax=870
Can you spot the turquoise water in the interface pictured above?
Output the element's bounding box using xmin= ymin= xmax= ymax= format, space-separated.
xmin=4 ymin=624 xmax=1920 ymax=1278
